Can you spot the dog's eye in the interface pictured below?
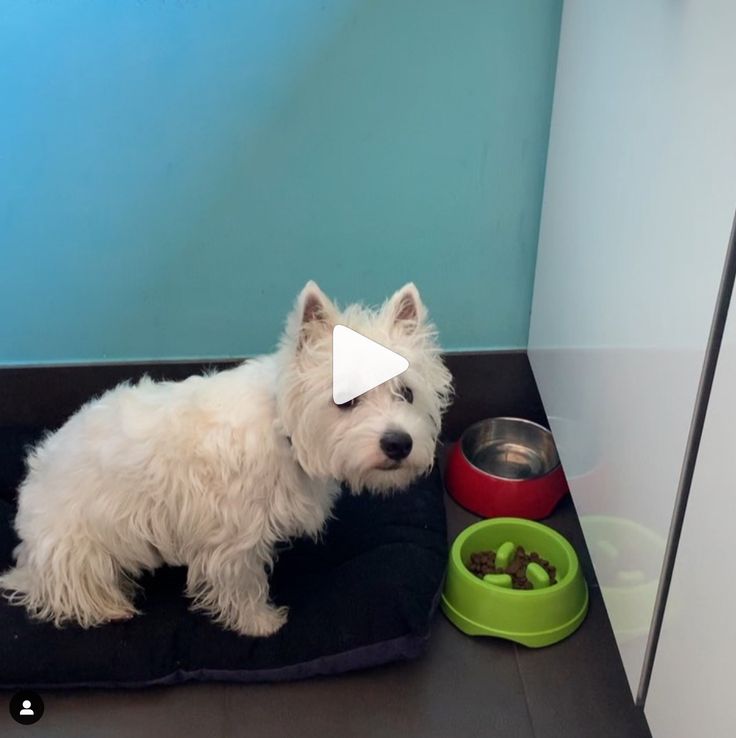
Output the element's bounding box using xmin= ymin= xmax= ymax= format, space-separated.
xmin=399 ymin=385 xmax=414 ymax=404
xmin=336 ymin=397 xmax=359 ymax=410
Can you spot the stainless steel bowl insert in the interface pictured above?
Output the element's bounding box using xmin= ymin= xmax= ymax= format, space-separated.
xmin=460 ymin=418 xmax=560 ymax=481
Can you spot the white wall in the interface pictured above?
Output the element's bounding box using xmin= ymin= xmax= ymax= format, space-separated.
xmin=646 ymin=278 xmax=736 ymax=737
xmin=529 ymin=0 xmax=736 ymax=697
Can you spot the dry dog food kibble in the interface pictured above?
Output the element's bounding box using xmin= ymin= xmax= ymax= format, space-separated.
xmin=468 ymin=547 xmax=558 ymax=589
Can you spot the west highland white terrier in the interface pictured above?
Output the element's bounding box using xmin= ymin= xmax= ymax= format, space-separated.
xmin=0 ymin=282 xmax=453 ymax=636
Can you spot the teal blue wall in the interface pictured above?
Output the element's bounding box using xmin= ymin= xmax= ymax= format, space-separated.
xmin=0 ymin=0 xmax=561 ymax=364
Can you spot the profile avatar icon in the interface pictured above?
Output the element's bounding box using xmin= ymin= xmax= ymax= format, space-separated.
xmin=9 ymin=690 xmax=44 ymax=725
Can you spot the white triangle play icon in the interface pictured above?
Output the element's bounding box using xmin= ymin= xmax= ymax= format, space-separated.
xmin=332 ymin=325 xmax=409 ymax=405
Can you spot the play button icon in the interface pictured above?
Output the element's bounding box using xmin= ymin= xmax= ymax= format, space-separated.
xmin=332 ymin=325 xmax=409 ymax=405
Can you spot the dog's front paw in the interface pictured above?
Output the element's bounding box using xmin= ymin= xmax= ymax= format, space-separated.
xmin=233 ymin=604 xmax=289 ymax=637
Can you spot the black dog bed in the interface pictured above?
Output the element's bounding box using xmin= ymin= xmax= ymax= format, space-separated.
xmin=0 ymin=468 xmax=447 ymax=689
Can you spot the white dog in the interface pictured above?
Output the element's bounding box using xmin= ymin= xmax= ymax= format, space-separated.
xmin=0 ymin=282 xmax=452 ymax=636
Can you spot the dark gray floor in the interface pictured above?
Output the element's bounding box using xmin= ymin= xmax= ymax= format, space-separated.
xmin=1 ymin=490 xmax=650 ymax=738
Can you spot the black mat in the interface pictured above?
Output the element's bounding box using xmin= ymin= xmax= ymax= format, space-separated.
xmin=0 ymin=469 xmax=447 ymax=689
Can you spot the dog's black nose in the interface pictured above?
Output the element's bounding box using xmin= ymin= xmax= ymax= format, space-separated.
xmin=380 ymin=430 xmax=413 ymax=461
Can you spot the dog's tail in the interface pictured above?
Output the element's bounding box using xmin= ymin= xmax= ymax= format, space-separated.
xmin=0 ymin=540 xmax=138 ymax=628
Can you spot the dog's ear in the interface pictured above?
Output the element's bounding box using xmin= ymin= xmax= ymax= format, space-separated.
xmin=386 ymin=283 xmax=427 ymax=333
xmin=295 ymin=281 xmax=337 ymax=348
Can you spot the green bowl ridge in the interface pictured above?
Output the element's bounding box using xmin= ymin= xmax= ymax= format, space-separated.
xmin=441 ymin=518 xmax=589 ymax=647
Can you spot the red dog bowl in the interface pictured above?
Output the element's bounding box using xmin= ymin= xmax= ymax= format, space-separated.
xmin=446 ymin=418 xmax=568 ymax=520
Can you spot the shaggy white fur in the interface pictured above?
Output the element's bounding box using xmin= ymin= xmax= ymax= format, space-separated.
xmin=0 ymin=282 xmax=452 ymax=636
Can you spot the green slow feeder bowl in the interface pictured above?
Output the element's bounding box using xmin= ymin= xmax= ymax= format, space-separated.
xmin=441 ymin=518 xmax=589 ymax=647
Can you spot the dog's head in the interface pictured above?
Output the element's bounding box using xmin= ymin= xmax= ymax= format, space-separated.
xmin=276 ymin=281 xmax=453 ymax=493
